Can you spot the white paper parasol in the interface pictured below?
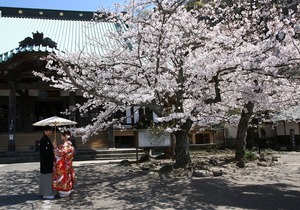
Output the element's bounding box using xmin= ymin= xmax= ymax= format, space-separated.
xmin=33 ymin=116 xmax=77 ymax=139
xmin=33 ymin=116 xmax=77 ymax=127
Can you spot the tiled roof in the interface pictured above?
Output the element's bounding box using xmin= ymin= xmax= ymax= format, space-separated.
xmin=0 ymin=45 xmax=59 ymax=63
xmin=0 ymin=9 xmax=120 ymax=63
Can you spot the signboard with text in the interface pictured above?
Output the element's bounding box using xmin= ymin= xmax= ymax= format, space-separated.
xmin=138 ymin=129 xmax=171 ymax=147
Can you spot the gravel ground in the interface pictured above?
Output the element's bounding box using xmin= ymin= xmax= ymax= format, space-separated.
xmin=0 ymin=150 xmax=300 ymax=210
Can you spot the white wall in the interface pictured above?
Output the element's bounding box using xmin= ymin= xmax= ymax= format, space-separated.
xmin=276 ymin=122 xmax=299 ymax=135
xmin=225 ymin=125 xmax=237 ymax=139
xmin=225 ymin=124 xmax=277 ymax=138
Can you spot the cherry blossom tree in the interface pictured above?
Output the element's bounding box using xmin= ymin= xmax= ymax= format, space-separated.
xmin=194 ymin=0 xmax=300 ymax=160
xmin=35 ymin=0 xmax=300 ymax=168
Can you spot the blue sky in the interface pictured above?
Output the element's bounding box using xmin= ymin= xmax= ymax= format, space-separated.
xmin=0 ymin=0 xmax=125 ymax=11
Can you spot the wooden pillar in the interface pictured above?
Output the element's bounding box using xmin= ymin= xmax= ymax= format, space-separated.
xmin=211 ymin=132 xmax=215 ymax=144
xmin=69 ymin=92 xmax=76 ymax=122
xmin=107 ymin=125 xmax=115 ymax=148
xmin=190 ymin=133 xmax=196 ymax=144
xmin=8 ymin=82 xmax=16 ymax=152
xmin=129 ymin=106 xmax=133 ymax=126
xmin=105 ymin=113 xmax=115 ymax=148
xmin=283 ymin=121 xmax=287 ymax=136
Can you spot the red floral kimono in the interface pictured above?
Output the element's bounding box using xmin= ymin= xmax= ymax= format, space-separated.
xmin=53 ymin=141 xmax=75 ymax=192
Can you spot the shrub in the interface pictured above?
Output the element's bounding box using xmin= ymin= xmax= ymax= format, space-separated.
xmin=244 ymin=150 xmax=257 ymax=161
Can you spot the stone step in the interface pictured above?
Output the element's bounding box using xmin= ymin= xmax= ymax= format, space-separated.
xmin=0 ymin=152 xmax=40 ymax=158
xmin=73 ymin=150 xmax=142 ymax=161
xmin=0 ymin=149 xmax=144 ymax=164
xmin=94 ymin=153 xmax=140 ymax=160
xmin=0 ymin=156 xmax=38 ymax=164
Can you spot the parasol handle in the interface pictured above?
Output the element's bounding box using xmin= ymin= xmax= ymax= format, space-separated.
xmin=53 ymin=126 xmax=57 ymax=148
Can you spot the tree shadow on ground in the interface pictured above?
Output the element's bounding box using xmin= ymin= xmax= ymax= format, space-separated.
xmin=1 ymin=163 xmax=300 ymax=209
xmin=57 ymin=163 xmax=300 ymax=210
xmin=0 ymin=194 xmax=40 ymax=206
xmin=0 ymin=170 xmax=40 ymax=208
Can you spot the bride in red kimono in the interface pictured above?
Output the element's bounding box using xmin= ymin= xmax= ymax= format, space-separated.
xmin=52 ymin=130 xmax=75 ymax=197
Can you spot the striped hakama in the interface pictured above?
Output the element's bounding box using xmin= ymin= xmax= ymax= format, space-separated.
xmin=39 ymin=173 xmax=55 ymax=196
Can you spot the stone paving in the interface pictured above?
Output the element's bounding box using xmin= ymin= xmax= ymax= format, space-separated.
xmin=0 ymin=154 xmax=300 ymax=210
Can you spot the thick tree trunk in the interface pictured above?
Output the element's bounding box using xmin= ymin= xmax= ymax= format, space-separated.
xmin=246 ymin=126 xmax=255 ymax=149
xmin=173 ymin=120 xmax=192 ymax=168
xmin=235 ymin=101 xmax=254 ymax=160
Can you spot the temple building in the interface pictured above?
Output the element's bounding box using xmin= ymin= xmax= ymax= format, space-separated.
xmin=0 ymin=7 xmax=224 ymax=152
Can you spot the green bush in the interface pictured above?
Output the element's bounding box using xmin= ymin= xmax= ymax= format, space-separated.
xmin=244 ymin=150 xmax=257 ymax=161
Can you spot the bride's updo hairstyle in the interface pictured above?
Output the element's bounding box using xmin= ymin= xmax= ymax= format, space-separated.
xmin=62 ymin=130 xmax=71 ymax=140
